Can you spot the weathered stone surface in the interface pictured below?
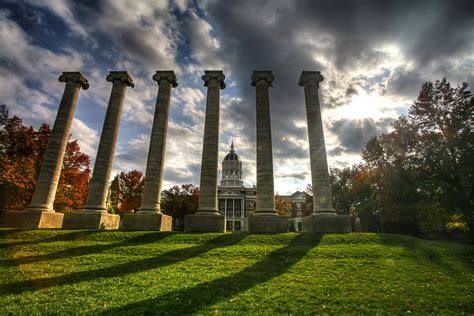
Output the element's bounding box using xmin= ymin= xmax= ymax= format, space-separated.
xmin=2 ymin=210 xmax=64 ymax=229
xmin=184 ymin=214 xmax=225 ymax=232
xmin=121 ymin=213 xmax=172 ymax=231
xmin=83 ymin=71 xmax=134 ymax=213
xmin=62 ymin=212 xmax=120 ymax=230
xmin=251 ymin=71 xmax=277 ymax=215
xmin=298 ymin=71 xmax=335 ymax=214
xmin=184 ymin=71 xmax=225 ymax=233
xmin=248 ymin=215 xmax=289 ymax=233
xmin=26 ymin=72 xmax=89 ymax=214
xmin=301 ymin=214 xmax=352 ymax=233
xmin=197 ymin=70 xmax=226 ymax=215
xmin=139 ymin=71 xmax=178 ymax=213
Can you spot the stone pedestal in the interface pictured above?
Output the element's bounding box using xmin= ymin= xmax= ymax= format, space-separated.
xmin=301 ymin=214 xmax=352 ymax=233
xmin=121 ymin=213 xmax=172 ymax=231
xmin=2 ymin=210 xmax=64 ymax=229
xmin=62 ymin=212 xmax=119 ymax=230
xmin=248 ymin=215 xmax=289 ymax=233
xmin=184 ymin=214 xmax=225 ymax=233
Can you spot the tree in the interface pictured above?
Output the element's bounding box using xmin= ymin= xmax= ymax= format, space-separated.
xmin=275 ymin=195 xmax=292 ymax=216
xmin=360 ymin=78 xmax=473 ymax=239
xmin=161 ymin=184 xmax=199 ymax=230
xmin=0 ymin=107 xmax=90 ymax=211
xmin=108 ymin=170 xmax=144 ymax=213
xmin=54 ymin=140 xmax=91 ymax=211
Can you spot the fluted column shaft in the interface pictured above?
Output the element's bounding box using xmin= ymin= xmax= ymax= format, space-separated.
xmin=251 ymin=71 xmax=277 ymax=215
xmin=139 ymin=71 xmax=178 ymax=213
xmin=299 ymin=71 xmax=335 ymax=213
xmin=27 ymin=72 xmax=89 ymax=212
xmin=84 ymin=71 xmax=134 ymax=212
xmin=198 ymin=71 xmax=226 ymax=214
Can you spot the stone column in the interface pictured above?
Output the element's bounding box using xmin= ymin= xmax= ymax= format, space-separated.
xmin=85 ymin=71 xmax=134 ymax=212
xmin=251 ymin=71 xmax=277 ymax=216
xmin=184 ymin=71 xmax=226 ymax=232
xmin=121 ymin=71 xmax=177 ymax=231
xmin=62 ymin=72 xmax=134 ymax=230
xmin=298 ymin=71 xmax=351 ymax=233
xmin=198 ymin=70 xmax=226 ymax=214
xmin=2 ymin=72 xmax=88 ymax=229
xmin=248 ymin=71 xmax=288 ymax=233
xmin=139 ymin=71 xmax=178 ymax=213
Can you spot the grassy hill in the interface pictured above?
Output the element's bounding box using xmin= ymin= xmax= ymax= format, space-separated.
xmin=0 ymin=229 xmax=473 ymax=314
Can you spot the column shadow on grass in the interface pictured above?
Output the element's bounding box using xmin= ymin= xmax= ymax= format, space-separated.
xmin=101 ymin=233 xmax=323 ymax=315
xmin=0 ymin=230 xmax=103 ymax=249
xmin=0 ymin=232 xmax=174 ymax=267
xmin=0 ymin=233 xmax=248 ymax=296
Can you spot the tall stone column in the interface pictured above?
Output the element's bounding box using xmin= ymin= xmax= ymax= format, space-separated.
xmin=248 ymin=71 xmax=288 ymax=233
xmin=121 ymin=71 xmax=177 ymax=231
xmin=185 ymin=70 xmax=226 ymax=232
xmin=139 ymin=71 xmax=178 ymax=213
xmin=298 ymin=71 xmax=351 ymax=233
xmin=63 ymin=71 xmax=134 ymax=230
xmin=2 ymin=72 xmax=89 ymax=229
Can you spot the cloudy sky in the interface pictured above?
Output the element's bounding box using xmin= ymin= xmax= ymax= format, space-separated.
xmin=1 ymin=0 xmax=473 ymax=194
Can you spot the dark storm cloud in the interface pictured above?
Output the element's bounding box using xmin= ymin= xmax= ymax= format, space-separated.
xmin=330 ymin=117 xmax=393 ymax=153
xmin=202 ymin=0 xmax=473 ymax=161
xmin=385 ymin=67 xmax=425 ymax=98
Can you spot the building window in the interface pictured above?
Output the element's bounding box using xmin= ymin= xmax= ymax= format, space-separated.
xmin=219 ymin=199 xmax=225 ymax=215
xmin=235 ymin=221 xmax=241 ymax=231
xmin=226 ymin=220 xmax=233 ymax=231
xmin=235 ymin=199 xmax=242 ymax=218
xmin=226 ymin=199 xmax=234 ymax=218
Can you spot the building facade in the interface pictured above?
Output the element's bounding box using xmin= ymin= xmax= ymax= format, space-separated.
xmin=217 ymin=143 xmax=310 ymax=232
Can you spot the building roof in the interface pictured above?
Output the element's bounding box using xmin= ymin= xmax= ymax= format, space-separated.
xmin=223 ymin=140 xmax=241 ymax=161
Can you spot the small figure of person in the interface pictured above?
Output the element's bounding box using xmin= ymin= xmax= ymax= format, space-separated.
xmin=355 ymin=216 xmax=362 ymax=232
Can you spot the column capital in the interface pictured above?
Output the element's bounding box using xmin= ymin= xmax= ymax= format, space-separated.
xmin=106 ymin=71 xmax=135 ymax=88
xmin=153 ymin=70 xmax=178 ymax=87
xmin=202 ymin=70 xmax=226 ymax=89
xmin=298 ymin=71 xmax=324 ymax=88
xmin=58 ymin=72 xmax=89 ymax=90
xmin=251 ymin=70 xmax=274 ymax=87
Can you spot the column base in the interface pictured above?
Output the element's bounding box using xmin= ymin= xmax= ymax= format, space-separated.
xmin=301 ymin=213 xmax=352 ymax=233
xmin=121 ymin=212 xmax=172 ymax=231
xmin=2 ymin=210 xmax=64 ymax=229
xmin=62 ymin=212 xmax=119 ymax=230
xmin=248 ymin=215 xmax=289 ymax=233
xmin=184 ymin=213 xmax=225 ymax=232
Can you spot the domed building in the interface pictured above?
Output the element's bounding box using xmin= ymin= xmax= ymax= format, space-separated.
xmin=217 ymin=142 xmax=311 ymax=232
xmin=217 ymin=141 xmax=255 ymax=232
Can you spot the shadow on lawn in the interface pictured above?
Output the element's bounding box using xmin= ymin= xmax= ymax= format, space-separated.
xmin=378 ymin=234 xmax=474 ymax=274
xmin=0 ymin=230 xmax=103 ymax=249
xmin=0 ymin=233 xmax=248 ymax=296
xmin=0 ymin=231 xmax=174 ymax=267
xmin=101 ymin=233 xmax=323 ymax=315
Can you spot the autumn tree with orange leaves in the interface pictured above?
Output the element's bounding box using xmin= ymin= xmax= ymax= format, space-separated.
xmin=0 ymin=105 xmax=90 ymax=212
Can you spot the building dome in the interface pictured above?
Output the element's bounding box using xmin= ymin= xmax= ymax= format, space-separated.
xmin=223 ymin=141 xmax=241 ymax=161
xmin=220 ymin=141 xmax=243 ymax=188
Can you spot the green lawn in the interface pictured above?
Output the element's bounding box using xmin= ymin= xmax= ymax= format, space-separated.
xmin=0 ymin=229 xmax=473 ymax=314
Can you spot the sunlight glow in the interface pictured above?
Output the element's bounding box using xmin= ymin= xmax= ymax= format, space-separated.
xmin=330 ymin=93 xmax=398 ymax=121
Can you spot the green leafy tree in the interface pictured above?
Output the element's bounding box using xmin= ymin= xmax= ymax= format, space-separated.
xmin=161 ymin=184 xmax=199 ymax=230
